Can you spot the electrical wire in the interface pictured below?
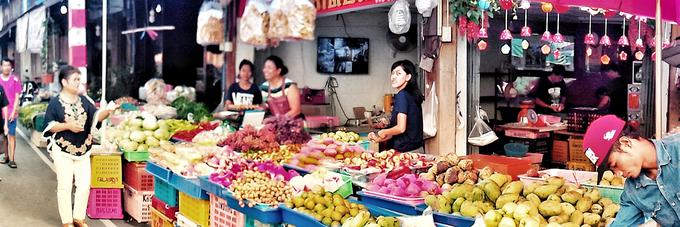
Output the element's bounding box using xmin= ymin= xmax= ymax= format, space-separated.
xmin=339 ymin=14 xmax=351 ymax=38
xmin=325 ymin=76 xmax=350 ymax=120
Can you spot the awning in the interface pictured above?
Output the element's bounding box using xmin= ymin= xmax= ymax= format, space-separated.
xmin=15 ymin=15 xmax=28 ymax=53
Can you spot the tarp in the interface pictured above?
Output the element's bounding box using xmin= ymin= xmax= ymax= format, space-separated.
xmin=14 ymin=15 xmax=28 ymax=53
xmin=27 ymin=6 xmax=46 ymax=54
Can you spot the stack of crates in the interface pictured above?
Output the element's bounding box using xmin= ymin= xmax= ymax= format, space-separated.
xmin=151 ymin=177 xmax=179 ymax=226
xmin=178 ymin=192 xmax=210 ymax=227
xmin=87 ymin=154 xmax=124 ymax=219
xmin=123 ymin=162 xmax=155 ymax=223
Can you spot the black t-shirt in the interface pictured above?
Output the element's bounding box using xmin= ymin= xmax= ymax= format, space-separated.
xmin=530 ymin=77 xmax=567 ymax=113
xmin=388 ymin=90 xmax=424 ymax=152
xmin=226 ymin=82 xmax=263 ymax=105
xmin=607 ymin=77 xmax=627 ymax=119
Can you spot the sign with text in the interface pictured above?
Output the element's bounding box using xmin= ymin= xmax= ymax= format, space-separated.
xmin=315 ymin=0 xmax=395 ymax=17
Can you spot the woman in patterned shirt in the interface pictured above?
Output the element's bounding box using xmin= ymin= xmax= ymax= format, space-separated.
xmin=42 ymin=65 xmax=117 ymax=227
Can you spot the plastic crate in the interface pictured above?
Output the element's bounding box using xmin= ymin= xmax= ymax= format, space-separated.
xmin=87 ymin=188 xmax=124 ymax=219
xmin=224 ymin=193 xmax=282 ymax=224
xmin=567 ymin=161 xmax=595 ymax=172
xmin=123 ymin=184 xmax=154 ymax=223
xmin=357 ymin=190 xmax=424 ymax=215
xmin=34 ymin=113 xmax=46 ymax=132
xmin=124 ymin=162 xmax=154 ymax=191
xmin=518 ymin=169 xmax=596 ymax=186
xmin=505 ymin=129 xmax=551 ymax=139
xmin=122 ymin=150 xmax=150 ymax=162
xmin=154 ymin=177 xmax=179 ymax=207
xmin=199 ymin=176 xmax=231 ymax=200
xmin=567 ymin=108 xmax=604 ymax=133
xmin=179 ymin=192 xmax=210 ymax=227
xmin=151 ymin=207 xmax=174 ymax=227
xmin=152 ymin=196 xmax=179 ymax=221
xmin=552 ymin=140 xmax=569 ymax=164
xmin=169 ymin=172 xmax=209 ymax=200
xmin=429 ymin=211 xmax=475 ymax=227
xmin=146 ymin=161 xmax=171 ymax=182
xmin=568 ymin=138 xmax=588 ymax=162
xmin=581 ymin=184 xmax=624 ymax=203
xmin=176 ymin=213 xmax=200 ymax=227
xmin=507 ymin=137 xmax=550 ymax=154
xmin=91 ymin=154 xmax=124 ymax=188
xmin=281 ymin=199 xmax=402 ymax=227
xmin=210 ymin=194 xmax=245 ymax=227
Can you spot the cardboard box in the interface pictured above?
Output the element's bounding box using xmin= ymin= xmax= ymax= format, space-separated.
xmin=568 ymin=138 xmax=587 ymax=163
xmin=552 ymin=140 xmax=569 ymax=164
xmin=567 ymin=161 xmax=595 ymax=172
xmin=31 ymin=130 xmax=47 ymax=148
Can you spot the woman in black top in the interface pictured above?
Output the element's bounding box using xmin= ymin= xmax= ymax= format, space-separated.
xmin=368 ymin=60 xmax=425 ymax=153
xmin=42 ymin=65 xmax=117 ymax=227
xmin=224 ymin=60 xmax=263 ymax=110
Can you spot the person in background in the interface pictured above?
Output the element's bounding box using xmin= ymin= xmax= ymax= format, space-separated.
xmin=602 ymin=63 xmax=627 ymax=119
xmin=368 ymin=60 xmax=424 ymax=153
xmin=583 ymin=115 xmax=680 ymax=227
xmin=260 ymin=55 xmax=302 ymax=118
xmin=530 ymin=65 xmax=568 ymax=114
xmin=596 ymin=87 xmax=610 ymax=112
xmin=42 ymin=66 xmax=117 ymax=227
xmin=0 ymin=59 xmax=20 ymax=168
xmin=225 ymin=60 xmax=263 ymax=110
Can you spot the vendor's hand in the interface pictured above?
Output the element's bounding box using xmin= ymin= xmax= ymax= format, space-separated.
xmin=368 ymin=132 xmax=380 ymax=142
xmin=66 ymin=122 xmax=84 ymax=133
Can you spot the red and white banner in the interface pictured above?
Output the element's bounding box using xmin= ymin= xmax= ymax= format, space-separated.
xmin=315 ymin=0 xmax=395 ymax=17
xmin=68 ymin=0 xmax=87 ymax=83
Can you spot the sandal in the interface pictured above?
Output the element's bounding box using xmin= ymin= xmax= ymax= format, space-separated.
xmin=73 ymin=220 xmax=89 ymax=227
xmin=63 ymin=223 xmax=75 ymax=227
xmin=8 ymin=161 xmax=16 ymax=168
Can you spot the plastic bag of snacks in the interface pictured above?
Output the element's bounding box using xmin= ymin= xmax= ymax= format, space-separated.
xmin=196 ymin=0 xmax=225 ymax=46
xmin=287 ymin=0 xmax=315 ymax=40
xmin=267 ymin=0 xmax=291 ymax=41
xmin=240 ymin=0 xmax=270 ymax=48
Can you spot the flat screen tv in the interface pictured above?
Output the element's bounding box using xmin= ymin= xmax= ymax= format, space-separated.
xmin=317 ymin=37 xmax=369 ymax=74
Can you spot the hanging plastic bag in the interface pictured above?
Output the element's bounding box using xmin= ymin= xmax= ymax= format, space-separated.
xmin=415 ymin=0 xmax=437 ymax=18
xmin=287 ymin=0 xmax=316 ymax=40
xmin=267 ymin=0 xmax=291 ymax=42
xmin=196 ymin=0 xmax=225 ymax=46
xmin=468 ymin=106 xmax=498 ymax=146
xmin=388 ymin=0 xmax=411 ymax=34
xmin=239 ymin=0 xmax=270 ymax=48
xmin=423 ymin=81 xmax=438 ymax=139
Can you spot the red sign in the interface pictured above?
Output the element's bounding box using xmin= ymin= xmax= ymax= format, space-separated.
xmin=315 ymin=0 xmax=395 ymax=17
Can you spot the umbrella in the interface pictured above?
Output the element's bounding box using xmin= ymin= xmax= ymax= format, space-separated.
xmin=535 ymin=0 xmax=672 ymax=138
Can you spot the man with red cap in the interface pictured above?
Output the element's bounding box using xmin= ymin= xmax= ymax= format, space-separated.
xmin=583 ymin=115 xmax=680 ymax=226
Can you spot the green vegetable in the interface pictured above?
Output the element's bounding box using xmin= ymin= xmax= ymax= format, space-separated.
xmin=19 ymin=103 xmax=49 ymax=129
xmin=170 ymin=96 xmax=212 ymax=122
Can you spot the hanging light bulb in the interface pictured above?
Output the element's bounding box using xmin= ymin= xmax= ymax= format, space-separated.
xmin=636 ymin=19 xmax=644 ymax=48
xmin=635 ymin=50 xmax=644 ymax=60
xmin=60 ymin=5 xmax=68 ymax=14
xmin=619 ymin=51 xmax=628 ymax=61
xmin=522 ymin=40 xmax=530 ymax=50
xmin=618 ymin=18 xmax=629 ymax=46
xmin=586 ymin=46 xmax=593 ymax=56
xmin=501 ymin=44 xmax=511 ymax=55
xmin=541 ymin=44 xmax=551 ymax=54
xmin=601 ymin=55 xmax=611 ymax=64
xmin=478 ymin=40 xmax=488 ymax=50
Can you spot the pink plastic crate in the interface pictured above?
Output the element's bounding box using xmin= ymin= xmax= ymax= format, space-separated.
xmin=87 ymin=188 xmax=124 ymax=219
xmin=362 ymin=190 xmax=425 ymax=206
xmin=505 ymin=129 xmax=551 ymax=139
xmin=210 ymin=194 xmax=245 ymax=227
xmin=305 ymin=116 xmax=340 ymax=128
xmin=123 ymin=184 xmax=154 ymax=223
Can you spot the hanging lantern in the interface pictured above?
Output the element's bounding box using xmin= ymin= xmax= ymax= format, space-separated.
xmin=478 ymin=40 xmax=488 ymax=50
xmin=479 ymin=13 xmax=488 ymax=38
xmin=600 ymin=18 xmax=611 ymax=46
xmin=541 ymin=44 xmax=551 ymax=54
xmin=552 ymin=13 xmax=563 ymax=43
xmin=500 ymin=8 xmax=513 ymax=40
xmin=478 ymin=0 xmax=491 ymax=10
xmin=619 ymin=51 xmax=628 ymax=61
xmin=601 ymin=55 xmax=611 ymax=64
xmin=553 ymin=49 xmax=561 ymax=59
xmin=541 ymin=10 xmax=551 ymax=42
xmin=520 ymin=5 xmax=531 ymax=37
xmin=586 ymin=46 xmax=593 ymax=56
xmin=522 ymin=39 xmax=530 ymax=49
xmin=521 ymin=26 xmax=532 ymax=37
xmin=584 ymin=14 xmax=597 ymax=45
xmin=554 ymin=4 xmax=569 ymax=14
xmin=541 ymin=3 xmax=553 ymax=13
xmin=519 ymin=0 xmax=530 ymax=9
xmin=635 ymin=19 xmax=644 ymax=48
xmin=635 ymin=50 xmax=644 ymax=60
xmin=501 ymin=44 xmax=511 ymax=54
xmin=618 ymin=18 xmax=629 ymax=46
xmin=499 ymin=0 xmax=513 ymax=10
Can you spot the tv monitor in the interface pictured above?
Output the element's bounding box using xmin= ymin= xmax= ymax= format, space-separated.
xmin=317 ymin=37 xmax=369 ymax=74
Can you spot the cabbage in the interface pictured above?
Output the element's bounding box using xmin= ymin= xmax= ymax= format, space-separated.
xmin=144 ymin=131 xmax=154 ymax=137
xmin=158 ymin=120 xmax=169 ymax=131
xmin=130 ymin=119 xmax=143 ymax=128
xmin=143 ymin=116 xmax=158 ymax=130
xmin=130 ymin=131 xmax=146 ymax=142
xmin=137 ymin=144 xmax=149 ymax=152
xmin=154 ymin=128 xmax=170 ymax=140
xmin=120 ymin=139 xmax=138 ymax=151
xmin=146 ymin=136 xmax=160 ymax=147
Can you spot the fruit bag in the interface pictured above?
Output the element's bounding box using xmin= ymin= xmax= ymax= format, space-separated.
xmin=196 ymin=0 xmax=225 ymax=46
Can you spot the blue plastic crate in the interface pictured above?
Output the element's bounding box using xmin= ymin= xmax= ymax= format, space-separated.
xmin=414 ymin=206 xmax=475 ymax=227
xmin=198 ymin=176 xmax=232 ymax=200
xmin=357 ymin=191 xmax=425 ymax=215
xmin=282 ymin=164 xmax=311 ymax=176
xmin=154 ymin=176 xmax=178 ymax=207
xmin=281 ymin=199 xmax=397 ymax=227
xmin=168 ymin=172 xmax=209 ymax=200
xmin=224 ymin=193 xmax=282 ymax=224
xmin=145 ymin=161 xmax=171 ymax=181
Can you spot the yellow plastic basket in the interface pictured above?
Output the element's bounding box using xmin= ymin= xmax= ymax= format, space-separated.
xmin=151 ymin=208 xmax=174 ymax=227
xmin=179 ymin=192 xmax=210 ymax=227
xmin=91 ymin=154 xmax=123 ymax=188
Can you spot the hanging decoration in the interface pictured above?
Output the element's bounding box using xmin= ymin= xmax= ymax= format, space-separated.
xmin=449 ymin=0 xmax=499 ymax=41
xmin=501 ymin=44 xmax=511 ymax=54
xmin=541 ymin=44 xmax=551 ymax=55
xmin=601 ymin=54 xmax=611 ymax=64
xmin=584 ymin=11 xmax=596 ymax=45
xmin=619 ymin=51 xmax=628 ymax=61
xmin=552 ymin=14 xmax=564 ymax=43
xmin=478 ymin=0 xmax=490 ymax=10
xmin=522 ymin=40 xmax=530 ymax=49
xmin=553 ymin=49 xmax=561 ymax=59
xmin=499 ymin=0 xmax=513 ymax=40
xmin=586 ymin=46 xmax=593 ymax=56
xmin=635 ymin=51 xmax=644 ymax=60
xmin=618 ymin=17 xmax=629 ymax=46
xmin=478 ymin=40 xmax=488 ymax=50
xmin=520 ymin=1 xmax=531 ymax=37
xmin=479 ymin=12 xmax=488 ymax=38
xmin=599 ymin=16 xmax=611 ymax=46
xmin=635 ymin=19 xmax=644 ymax=48
xmin=540 ymin=3 xmax=552 ymax=42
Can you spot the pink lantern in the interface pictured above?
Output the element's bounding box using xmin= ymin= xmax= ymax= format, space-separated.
xmin=499 ymin=0 xmax=513 ymax=10
xmin=584 ymin=33 xmax=597 ymax=45
xmin=553 ymin=49 xmax=561 ymax=59
xmin=552 ymin=33 xmax=564 ymax=43
xmin=478 ymin=40 xmax=488 ymax=50
xmin=541 ymin=31 xmax=552 ymax=42
xmin=635 ymin=38 xmax=644 ymax=48
xmin=600 ymin=35 xmax=611 ymax=46
xmin=619 ymin=51 xmax=628 ymax=61
xmin=635 ymin=50 xmax=644 ymax=60
xmin=618 ymin=36 xmax=629 ymax=46
xmin=479 ymin=28 xmax=488 ymax=38
xmin=500 ymin=29 xmax=513 ymax=40
xmin=521 ymin=26 xmax=532 ymax=37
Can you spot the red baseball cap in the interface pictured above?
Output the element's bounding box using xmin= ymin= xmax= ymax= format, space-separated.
xmin=583 ymin=115 xmax=626 ymax=181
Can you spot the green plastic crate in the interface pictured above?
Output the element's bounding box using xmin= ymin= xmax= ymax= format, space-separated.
xmin=582 ymin=184 xmax=623 ymax=203
xmin=333 ymin=174 xmax=353 ymax=198
xmin=121 ymin=149 xmax=150 ymax=162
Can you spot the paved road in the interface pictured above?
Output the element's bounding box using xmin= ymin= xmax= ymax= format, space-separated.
xmin=0 ymin=126 xmax=148 ymax=227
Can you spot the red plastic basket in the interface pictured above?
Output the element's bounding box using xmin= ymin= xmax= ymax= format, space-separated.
xmin=124 ymin=162 xmax=154 ymax=191
xmin=123 ymin=184 xmax=153 ymax=223
xmin=210 ymin=194 xmax=245 ymax=227
xmin=152 ymin=196 xmax=178 ymax=221
xmin=87 ymin=188 xmax=124 ymax=219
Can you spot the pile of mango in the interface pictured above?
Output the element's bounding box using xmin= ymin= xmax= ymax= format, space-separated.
xmin=425 ymin=173 xmax=620 ymax=227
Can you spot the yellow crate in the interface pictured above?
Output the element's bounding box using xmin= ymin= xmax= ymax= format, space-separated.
xmin=151 ymin=208 xmax=174 ymax=227
xmin=91 ymin=154 xmax=123 ymax=188
xmin=179 ymin=192 xmax=210 ymax=227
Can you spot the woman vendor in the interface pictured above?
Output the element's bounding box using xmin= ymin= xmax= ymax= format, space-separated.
xmin=368 ymin=60 xmax=424 ymax=153
xmin=260 ymin=55 xmax=303 ymax=118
